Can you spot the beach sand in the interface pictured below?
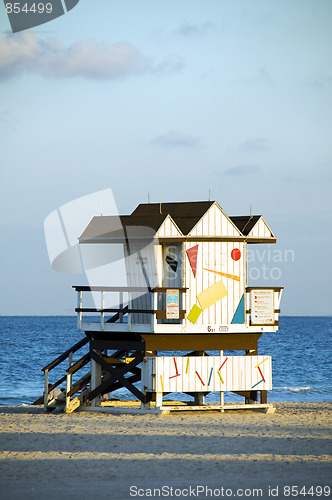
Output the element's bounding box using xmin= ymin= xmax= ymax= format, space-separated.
xmin=0 ymin=402 xmax=331 ymax=499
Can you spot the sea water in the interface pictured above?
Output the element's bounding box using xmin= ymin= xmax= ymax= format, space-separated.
xmin=0 ymin=316 xmax=331 ymax=406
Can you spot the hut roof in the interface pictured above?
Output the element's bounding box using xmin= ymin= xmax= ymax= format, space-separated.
xmin=79 ymin=202 xmax=275 ymax=242
xmin=79 ymin=214 xmax=167 ymax=242
xmin=229 ymin=215 xmax=261 ymax=236
xmin=131 ymin=201 xmax=215 ymax=235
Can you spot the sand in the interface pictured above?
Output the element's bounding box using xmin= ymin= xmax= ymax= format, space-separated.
xmin=0 ymin=402 xmax=331 ymax=499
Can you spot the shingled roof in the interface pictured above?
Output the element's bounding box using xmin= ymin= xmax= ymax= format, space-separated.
xmin=131 ymin=201 xmax=215 ymax=235
xmin=79 ymin=201 xmax=275 ymax=242
xmin=229 ymin=215 xmax=261 ymax=236
xmin=79 ymin=214 xmax=167 ymax=241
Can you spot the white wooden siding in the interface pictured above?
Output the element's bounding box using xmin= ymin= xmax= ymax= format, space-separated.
xmin=185 ymin=240 xmax=244 ymax=325
xmin=182 ymin=203 xmax=245 ymax=326
xmin=189 ymin=203 xmax=241 ymax=238
xmin=142 ymin=356 xmax=272 ymax=393
xmin=156 ymin=215 xmax=182 ymax=238
xmin=125 ymin=240 xmax=157 ymax=324
xmin=248 ymin=217 xmax=273 ymax=238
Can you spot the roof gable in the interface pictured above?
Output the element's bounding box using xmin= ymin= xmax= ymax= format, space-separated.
xmin=247 ymin=216 xmax=274 ymax=238
xmin=188 ymin=202 xmax=243 ymax=237
xmin=79 ymin=202 xmax=276 ymax=243
xmin=155 ymin=215 xmax=183 ymax=238
xmin=230 ymin=215 xmax=261 ymax=236
xmin=131 ymin=201 xmax=214 ymax=235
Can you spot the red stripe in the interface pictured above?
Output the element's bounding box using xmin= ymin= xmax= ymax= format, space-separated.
xmin=173 ymin=357 xmax=179 ymax=375
xmin=195 ymin=371 xmax=205 ymax=386
xmin=258 ymin=366 xmax=265 ymax=382
xmin=218 ymin=357 xmax=228 ymax=371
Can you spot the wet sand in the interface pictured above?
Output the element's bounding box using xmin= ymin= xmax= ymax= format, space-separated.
xmin=0 ymin=402 xmax=331 ymax=499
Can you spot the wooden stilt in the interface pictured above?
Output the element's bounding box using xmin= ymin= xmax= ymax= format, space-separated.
xmin=90 ymin=349 xmax=102 ymax=407
xmin=155 ymin=392 xmax=163 ymax=408
xmin=44 ymin=369 xmax=49 ymax=409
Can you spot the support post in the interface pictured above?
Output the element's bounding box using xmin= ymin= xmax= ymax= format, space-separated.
xmin=66 ymin=351 xmax=73 ymax=411
xmin=44 ymin=369 xmax=49 ymax=409
xmin=260 ymin=390 xmax=267 ymax=404
xmin=219 ymin=350 xmax=224 ymax=412
xmin=77 ymin=290 xmax=82 ymax=330
xmin=194 ymin=351 xmax=205 ymax=406
xmin=66 ymin=372 xmax=72 ymax=411
xmin=119 ymin=291 xmax=123 ymax=323
xmin=90 ymin=349 xmax=102 ymax=407
xmin=155 ymin=392 xmax=163 ymax=408
xmin=101 ymin=291 xmax=105 ymax=331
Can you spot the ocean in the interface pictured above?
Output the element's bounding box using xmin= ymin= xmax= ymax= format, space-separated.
xmin=0 ymin=316 xmax=331 ymax=406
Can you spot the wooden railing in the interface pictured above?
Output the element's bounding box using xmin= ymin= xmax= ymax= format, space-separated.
xmin=42 ymin=336 xmax=89 ymax=409
xmin=73 ymin=285 xmax=187 ymax=331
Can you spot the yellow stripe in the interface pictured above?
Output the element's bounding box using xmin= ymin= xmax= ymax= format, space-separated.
xmin=217 ymin=371 xmax=224 ymax=384
xmin=203 ymin=268 xmax=240 ymax=282
xmin=160 ymin=375 xmax=164 ymax=392
xmin=186 ymin=357 xmax=190 ymax=374
xmin=255 ymin=357 xmax=269 ymax=368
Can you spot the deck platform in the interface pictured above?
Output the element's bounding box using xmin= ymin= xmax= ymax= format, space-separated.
xmin=75 ymin=400 xmax=275 ymax=415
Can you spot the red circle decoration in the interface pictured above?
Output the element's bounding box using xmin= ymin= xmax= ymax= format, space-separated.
xmin=231 ymin=248 xmax=241 ymax=261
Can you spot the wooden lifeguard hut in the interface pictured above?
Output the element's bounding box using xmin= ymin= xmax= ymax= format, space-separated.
xmin=42 ymin=201 xmax=283 ymax=413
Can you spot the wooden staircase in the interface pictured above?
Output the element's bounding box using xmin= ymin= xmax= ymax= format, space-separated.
xmin=39 ymin=331 xmax=148 ymax=413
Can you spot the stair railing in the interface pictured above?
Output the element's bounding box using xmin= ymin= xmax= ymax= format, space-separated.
xmin=42 ymin=336 xmax=89 ymax=409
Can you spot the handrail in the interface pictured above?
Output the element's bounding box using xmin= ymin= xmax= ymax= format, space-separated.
xmin=73 ymin=285 xmax=152 ymax=292
xmin=246 ymin=286 xmax=284 ymax=291
xmin=42 ymin=336 xmax=89 ymax=372
xmin=106 ymin=306 xmax=129 ymax=324
xmin=73 ymin=285 xmax=188 ymax=292
xmin=74 ymin=286 xmax=189 ymax=330
xmin=66 ymin=352 xmax=91 ymax=375
xmin=75 ymin=307 xmax=173 ymax=314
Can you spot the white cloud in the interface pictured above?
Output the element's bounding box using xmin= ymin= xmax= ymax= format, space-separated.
xmin=152 ymin=131 xmax=202 ymax=148
xmin=0 ymin=32 xmax=177 ymax=80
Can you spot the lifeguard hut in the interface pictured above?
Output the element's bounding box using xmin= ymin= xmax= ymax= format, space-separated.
xmin=42 ymin=201 xmax=283 ymax=413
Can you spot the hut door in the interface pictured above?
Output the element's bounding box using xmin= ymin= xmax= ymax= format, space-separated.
xmin=162 ymin=243 xmax=183 ymax=288
xmin=158 ymin=243 xmax=183 ymax=323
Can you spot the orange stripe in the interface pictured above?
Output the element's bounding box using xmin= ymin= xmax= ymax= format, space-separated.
xmin=203 ymin=268 xmax=240 ymax=282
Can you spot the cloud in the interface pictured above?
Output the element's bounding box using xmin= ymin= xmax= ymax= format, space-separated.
xmin=240 ymin=137 xmax=271 ymax=152
xmin=224 ymin=165 xmax=262 ymax=175
xmin=151 ymin=54 xmax=185 ymax=75
xmin=152 ymin=131 xmax=202 ymax=149
xmin=0 ymin=32 xmax=183 ymax=80
xmin=175 ymin=21 xmax=215 ymax=37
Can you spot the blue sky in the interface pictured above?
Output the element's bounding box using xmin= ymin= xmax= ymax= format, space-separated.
xmin=0 ymin=0 xmax=331 ymax=315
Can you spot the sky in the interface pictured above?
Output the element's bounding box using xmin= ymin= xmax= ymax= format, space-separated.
xmin=0 ymin=0 xmax=331 ymax=315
